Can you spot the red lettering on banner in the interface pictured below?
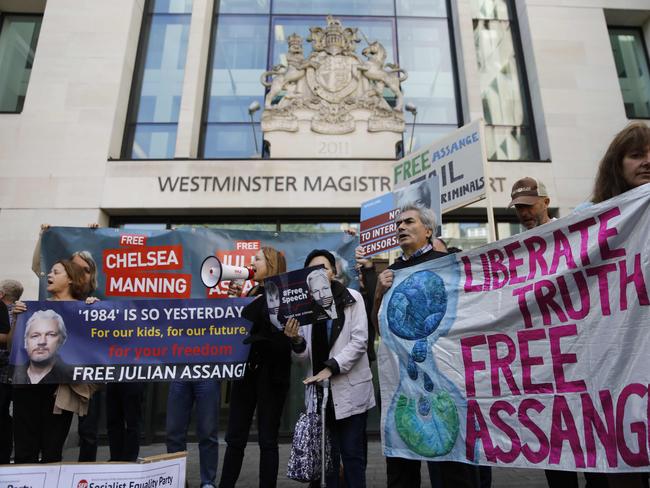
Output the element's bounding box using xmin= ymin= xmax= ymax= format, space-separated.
xmin=103 ymin=245 xmax=183 ymax=271
xmin=119 ymin=234 xmax=147 ymax=247
xmin=105 ymin=272 xmax=191 ymax=298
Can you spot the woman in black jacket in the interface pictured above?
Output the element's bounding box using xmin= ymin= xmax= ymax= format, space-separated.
xmin=220 ymin=246 xmax=289 ymax=488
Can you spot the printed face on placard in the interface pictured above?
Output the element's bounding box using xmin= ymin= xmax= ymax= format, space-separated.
xmin=25 ymin=318 xmax=63 ymax=364
xmin=307 ymin=269 xmax=334 ymax=310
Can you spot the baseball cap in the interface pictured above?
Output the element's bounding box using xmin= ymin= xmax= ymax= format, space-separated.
xmin=508 ymin=177 xmax=549 ymax=208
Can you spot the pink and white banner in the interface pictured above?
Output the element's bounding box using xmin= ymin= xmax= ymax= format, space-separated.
xmin=378 ymin=183 xmax=650 ymax=472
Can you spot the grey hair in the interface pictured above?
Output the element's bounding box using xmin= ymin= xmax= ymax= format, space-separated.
xmin=71 ymin=250 xmax=98 ymax=293
xmin=24 ymin=309 xmax=67 ymax=347
xmin=0 ymin=279 xmax=24 ymax=303
xmin=397 ymin=204 xmax=437 ymax=241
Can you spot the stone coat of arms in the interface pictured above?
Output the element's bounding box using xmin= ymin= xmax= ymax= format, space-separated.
xmin=261 ymin=16 xmax=407 ymax=136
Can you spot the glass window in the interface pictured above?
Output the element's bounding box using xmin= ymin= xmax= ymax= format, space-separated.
xmin=272 ymin=0 xmax=394 ymax=16
xmin=128 ymin=124 xmax=178 ymax=160
xmin=0 ymin=15 xmax=42 ymax=113
xmin=270 ymin=17 xmax=395 ymax=67
xmin=396 ymin=0 xmax=447 ymax=18
xmin=123 ymin=0 xmax=191 ymax=159
xmin=205 ymin=15 xmax=269 ymax=123
xmin=404 ymin=123 xmax=457 ymax=153
xmin=441 ymin=222 xmax=488 ymax=250
xmin=609 ymin=28 xmax=650 ymax=119
xmin=398 ymin=18 xmax=458 ymax=125
xmin=202 ymin=123 xmax=262 ymax=158
xmin=471 ymin=0 xmax=537 ymax=160
xmin=217 ymin=0 xmax=270 ymax=14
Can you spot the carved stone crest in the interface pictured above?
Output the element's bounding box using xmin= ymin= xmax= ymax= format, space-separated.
xmin=261 ymin=16 xmax=408 ymax=157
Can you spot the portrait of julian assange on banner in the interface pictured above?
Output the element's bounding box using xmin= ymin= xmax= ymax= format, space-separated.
xmin=262 ymin=265 xmax=337 ymax=328
xmin=378 ymin=183 xmax=650 ymax=473
xmin=10 ymin=298 xmax=254 ymax=384
xmin=35 ymin=227 xmax=356 ymax=300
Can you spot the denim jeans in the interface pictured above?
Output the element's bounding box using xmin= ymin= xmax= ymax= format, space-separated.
xmin=166 ymin=380 xmax=221 ymax=487
xmin=325 ymin=411 xmax=368 ymax=488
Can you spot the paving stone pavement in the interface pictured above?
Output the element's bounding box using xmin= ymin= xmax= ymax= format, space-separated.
xmin=63 ymin=440 xmax=572 ymax=487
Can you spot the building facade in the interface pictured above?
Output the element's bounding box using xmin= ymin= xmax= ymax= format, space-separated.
xmin=0 ymin=0 xmax=649 ymax=436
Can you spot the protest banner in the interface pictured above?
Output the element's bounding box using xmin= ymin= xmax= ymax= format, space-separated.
xmin=392 ymin=119 xmax=488 ymax=213
xmin=360 ymin=177 xmax=441 ymax=257
xmin=378 ymin=183 xmax=650 ymax=472
xmin=10 ymin=298 xmax=253 ymax=383
xmin=0 ymin=464 xmax=61 ymax=488
xmin=0 ymin=453 xmax=186 ymax=488
xmin=263 ymin=265 xmax=336 ymax=327
xmin=37 ymin=228 xmax=357 ymax=300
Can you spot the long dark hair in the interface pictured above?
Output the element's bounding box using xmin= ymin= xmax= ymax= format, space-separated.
xmin=593 ymin=122 xmax=650 ymax=203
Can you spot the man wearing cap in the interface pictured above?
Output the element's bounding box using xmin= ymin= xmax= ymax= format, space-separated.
xmin=508 ymin=177 xmax=552 ymax=229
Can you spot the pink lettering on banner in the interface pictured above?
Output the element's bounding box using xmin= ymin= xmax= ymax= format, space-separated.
xmin=581 ymin=390 xmax=617 ymax=468
xmin=556 ymin=272 xmax=590 ymax=320
xmin=567 ymin=216 xmax=597 ymax=267
xmin=597 ymin=207 xmax=626 ymax=260
xmin=518 ymin=399 xmax=550 ymax=464
xmin=534 ymin=279 xmax=568 ymax=326
xmin=548 ymin=324 xmax=586 ymax=393
xmin=462 ymin=255 xmax=484 ymax=293
xmin=461 ymin=334 xmax=487 ymax=397
xmin=487 ymin=249 xmax=508 ymax=289
xmin=615 ymin=384 xmax=649 ymax=467
xmin=517 ymin=328 xmax=553 ymax=394
xmin=619 ymin=254 xmax=650 ymax=310
xmin=549 ymin=229 xmax=578 ymax=274
xmin=549 ymin=395 xmax=586 ymax=468
xmin=504 ymin=241 xmax=526 ymax=285
xmin=466 ymin=400 xmax=496 ymax=462
xmin=585 ymin=263 xmax=618 ymax=315
xmin=512 ymin=284 xmax=534 ymax=328
xmin=523 ymin=235 xmax=548 ymax=280
xmin=489 ymin=401 xmax=521 ymax=463
xmin=487 ymin=334 xmax=520 ymax=396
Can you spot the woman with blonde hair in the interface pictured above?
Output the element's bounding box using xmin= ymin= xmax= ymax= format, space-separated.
xmin=219 ymin=246 xmax=291 ymax=488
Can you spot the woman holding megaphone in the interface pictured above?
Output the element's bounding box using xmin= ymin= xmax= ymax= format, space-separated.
xmin=219 ymin=246 xmax=290 ymax=488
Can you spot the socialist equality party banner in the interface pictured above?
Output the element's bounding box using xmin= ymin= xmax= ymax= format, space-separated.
xmin=37 ymin=227 xmax=357 ymax=300
xmin=378 ymin=183 xmax=650 ymax=473
xmin=360 ymin=177 xmax=441 ymax=257
xmin=10 ymin=298 xmax=253 ymax=383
